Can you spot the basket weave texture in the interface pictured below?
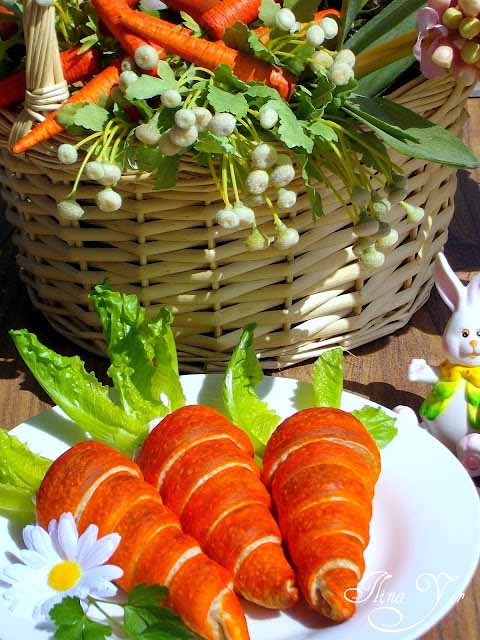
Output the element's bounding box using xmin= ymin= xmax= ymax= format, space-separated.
xmin=0 ymin=4 xmax=473 ymax=370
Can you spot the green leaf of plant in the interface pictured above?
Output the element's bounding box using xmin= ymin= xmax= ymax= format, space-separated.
xmin=89 ymin=283 xmax=185 ymax=419
xmin=56 ymin=102 xmax=89 ymax=129
xmin=154 ymin=155 xmax=180 ymax=189
xmin=244 ymin=84 xmax=280 ymax=101
xmin=339 ymin=0 xmax=363 ymax=45
xmin=223 ymin=325 xmax=280 ymax=458
xmin=126 ymin=75 xmax=175 ymax=101
xmin=50 ymin=597 xmax=112 ymax=640
xmin=128 ymin=584 xmax=169 ymax=609
xmin=344 ymin=95 xmax=480 ymax=169
xmin=259 ymin=0 xmax=280 ymax=26
xmin=346 ymin=95 xmax=419 ymax=142
xmin=0 ymin=430 xmax=51 ymax=493
xmin=299 ymin=154 xmax=324 ymax=218
xmin=156 ymin=60 xmax=178 ymax=88
xmin=214 ymin=64 xmax=248 ymax=91
xmin=264 ymin=99 xmax=313 ymax=152
xmin=207 ymin=85 xmax=249 ymax=118
xmin=223 ymin=21 xmax=280 ymax=67
xmin=283 ymin=0 xmax=318 ymax=22
xmin=0 ymin=483 xmax=36 ymax=523
xmin=73 ymin=104 xmax=110 ymax=132
xmin=180 ymin=11 xmax=203 ymax=37
xmin=130 ymin=147 xmax=180 ymax=188
xmin=352 ymin=405 xmax=398 ymax=449
xmin=356 ymin=57 xmax=415 ymax=97
xmin=346 ymin=0 xmax=425 ymax=53
xmin=10 ymin=330 xmax=144 ymax=457
xmin=307 ymin=121 xmax=338 ymax=142
xmin=194 ymin=131 xmax=239 ymax=156
xmin=247 ymin=29 xmax=280 ymax=66
xmin=312 ymin=348 xmax=344 ymax=408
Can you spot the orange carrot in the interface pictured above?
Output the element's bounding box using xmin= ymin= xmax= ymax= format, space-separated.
xmin=0 ymin=47 xmax=101 ymax=110
xmin=36 ymin=441 xmax=251 ymax=640
xmin=163 ymin=0 xmax=217 ymax=17
xmin=92 ymin=0 xmax=168 ymax=63
xmin=254 ymin=8 xmax=341 ymax=44
xmin=201 ymin=0 xmax=262 ymax=39
xmin=12 ymin=62 xmax=121 ymax=155
xmin=0 ymin=6 xmax=17 ymax=40
xmin=121 ymin=9 xmax=296 ymax=99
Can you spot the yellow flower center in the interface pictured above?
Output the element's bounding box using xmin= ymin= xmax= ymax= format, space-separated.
xmin=47 ymin=561 xmax=82 ymax=592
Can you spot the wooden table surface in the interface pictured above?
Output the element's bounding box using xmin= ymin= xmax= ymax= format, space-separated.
xmin=1 ymin=105 xmax=480 ymax=640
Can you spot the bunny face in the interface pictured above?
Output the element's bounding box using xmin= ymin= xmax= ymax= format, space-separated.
xmin=443 ymin=309 xmax=480 ymax=366
xmin=435 ymin=253 xmax=480 ymax=367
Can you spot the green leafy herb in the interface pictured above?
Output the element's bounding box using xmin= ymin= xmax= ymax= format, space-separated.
xmin=223 ymin=325 xmax=280 ymax=458
xmin=264 ymin=99 xmax=313 ymax=152
xmin=307 ymin=121 xmax=339 ymax=142
xmin=73 ymin=104 xmax=110 ymax=133
xmin=195 ymin=131 xmax=239 ymax=156
xmin=50 ymin=586 xmax=199 ymax=640
xmin=50 ymin=597 xmax=112 ymax=640
xmin=0 ymin=429 xmax=51 ymax=492
xmin=10 ymin=330 xmax=146 ymax=457
xmin=207 ymin=85 xmax=249 ymax=118
xmin=300 ymin=155 xmax=324 ymax=218
xmin=126 ymin=75 xmax=176 ymax=101
xmin=214 ymin=65 xmax=248 ymax=92
xmin=259 ymin=0 xmax=281 ymax=26
xmin=0 ymin=483 xmax=36 ymax=523
xmin=180 ymin=11 xmax=203 ymax=37
xmin=312 ymin=348 xmax=344 ymax=409
xmin=352 ymin=405 xmax=398 ymax=449
xmin=129 ymin=147 xmax=180 ymax=188
xmin=89 ymin=283 xmax=185 ymax=420
xmin=344 ymin=95 xmax=480 ymax=169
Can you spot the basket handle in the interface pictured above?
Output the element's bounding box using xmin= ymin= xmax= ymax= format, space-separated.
xmin=9 ymin=0 xmax=69 ymax=150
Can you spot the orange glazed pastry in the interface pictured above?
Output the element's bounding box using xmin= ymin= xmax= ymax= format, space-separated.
xmin=262 ymin=408 xmax=381 ymax=622
xmin=138 ymin=405 xmax=298 ymax=610
xmin=36 ymin=441 xmax=250 ymax=640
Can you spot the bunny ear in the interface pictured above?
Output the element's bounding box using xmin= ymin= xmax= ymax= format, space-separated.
xmin=434 ymin=253 xmax=465 ymax=311
xmin=467 ymin=273 xmax=480 ymax=306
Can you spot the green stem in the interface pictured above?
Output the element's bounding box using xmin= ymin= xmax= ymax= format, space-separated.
xmin=89 ymin=599 xmax=124 ymax=635
xmin=222 ymin=156 xmax=231 ymax=208
xmin=69 ymin=141 xmax=100 ymax=197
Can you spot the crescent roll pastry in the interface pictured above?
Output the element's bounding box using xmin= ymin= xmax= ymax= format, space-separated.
xmin=139 ymin=405 xmax=298 ymax=610
xmin=262 ymin=408 xmax=381 ymax=622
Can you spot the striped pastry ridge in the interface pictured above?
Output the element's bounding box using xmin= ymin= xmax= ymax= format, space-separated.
xmin=265 ymin=437 xmax=379 ymax=485
xmin=156 ymin=434 xmax=242 ymax=490
xmin=232 ymin=535 xmax=282 ymax=577
xmin=176 ymin=460 xmax=257 ymax=517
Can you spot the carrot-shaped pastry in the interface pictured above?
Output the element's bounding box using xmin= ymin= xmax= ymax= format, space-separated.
xmin=120 ymin=9 xmax=296 ymax=99
xmin=138 ymin=405 xmax=299 ymax=610
xmin=12 ymin=62 xmax=121 ymax=154
xmin=0 ymin=46 xmax=101 ymax=110
xmin=262 ymin=407 xmax=381 ymax=622
xmin=36 ymin=440 xmax=250 ymax=640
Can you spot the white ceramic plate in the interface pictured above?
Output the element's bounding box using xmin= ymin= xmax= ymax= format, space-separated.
xmin=1 ymin=374 xmax=479 ymax=640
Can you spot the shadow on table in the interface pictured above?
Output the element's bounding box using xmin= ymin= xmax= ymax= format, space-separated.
xmin=344 ymin=380 xmax=425 ymax=413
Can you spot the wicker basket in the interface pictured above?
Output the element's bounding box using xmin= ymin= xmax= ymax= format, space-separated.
xmin=0 ymin=3 xmax=473 ymax=370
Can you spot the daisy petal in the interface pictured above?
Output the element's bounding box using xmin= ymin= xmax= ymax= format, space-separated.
xmin=37 ymin=593 xmax=63 ymax=619
xmin=57 ymin=513 xmax=79 ymax=561
xmin=24 ymin=525 xmax=57 ymax=558
xmin=16 ymin=549 xmax=49 ymax=569
xmin=83 ymin=564 xmax=123 ymax=583
xmin=2 ymin=563 xmax=34 ymax=584
xmin=76 ymin=524 xmax=99 ymax=564
xmin=90 ymin=581 xmax=118 ymax=598
xmin=81 ymin=533 xmax=121 ymax=570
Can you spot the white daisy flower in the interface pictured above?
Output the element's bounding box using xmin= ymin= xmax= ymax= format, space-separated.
xmin=1 ymin=513 xmax=122 ymax=620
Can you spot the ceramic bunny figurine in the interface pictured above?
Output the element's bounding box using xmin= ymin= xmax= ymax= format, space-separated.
xmin=409 ymin=253 xmax=480 ymax=477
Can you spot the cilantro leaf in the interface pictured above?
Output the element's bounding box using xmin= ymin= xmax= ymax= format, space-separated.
xmin=259 ymin=0 xmax=280 ymax=26
xmin=311 ymin=348 xmax=344 ymax=409
xmin=156 ymin=60 xmax=177 ymax=88
xmin=128 ymin=584 xmax=169 ymax=609
xmin=129 ymin=146 xmax=180 ymax=188
xmin=73 ymin=104 xmax=110 ymax=133
xmin=307 ymin=121 xmax=338 ymax=142
xmin=207 ymin=85 xmax=249 ymax=118
xmin=180 ymin=11 xmax=203 ymax=37
xmin=50 ymin=597 xmax=112 ymax=640
xmin=352 ymin=406 xmax=398 ymax=449
xmin=126 ymin=75 xmax=176 ymax=101
xmin=214 ymin=65 xmax=248 ymax=91
xmin=195 ymin=131 xmax=239 ymax=156
xmin=223 ymin=325 xmax=280 ymax=458
xmin=264 ymin=99 xmax=313 ymax=152
xmin=223 ymin=21 xmax=280 ymax=67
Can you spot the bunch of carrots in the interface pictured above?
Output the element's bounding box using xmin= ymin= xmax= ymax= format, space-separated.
xmin=7 ymin=0 xmax=340 ymax=155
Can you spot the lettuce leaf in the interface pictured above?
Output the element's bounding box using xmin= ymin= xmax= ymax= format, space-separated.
xmin=89 ymin=283 xmax=185 ymax=420
xmin=0 ymin=430 xmax=51 ymax=493
xmin=352 ymin=405 xmax=398 ymax=449
xmin=0 ymin=431 xmax=52 ymax=523
xmin=10 ymin=330 xmax=146 ymax=457
xmin=312 ymin=348 xmax=344 ymax=409
xmin=223 ymin=325 xmax=280 ymax=457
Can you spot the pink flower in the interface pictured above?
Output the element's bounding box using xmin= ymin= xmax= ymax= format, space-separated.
xmin=414 ymin=7 xmax=450 ymax=78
